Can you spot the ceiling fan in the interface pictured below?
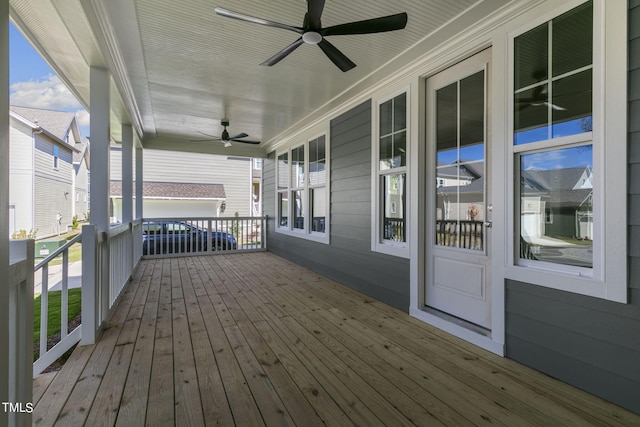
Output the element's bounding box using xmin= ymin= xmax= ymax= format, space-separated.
xmin=214 ymin=0 xmax=408 ymax=72
xmin=517 ymin=83 xmax=566 ymax=111
xmin=192 ymin=120 xmax=260 ymax=147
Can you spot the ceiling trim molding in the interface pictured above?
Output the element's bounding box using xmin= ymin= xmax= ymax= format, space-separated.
xmin=143 ymin=136 xmax=268 ymax=159
xmin=80 ymin=0 xmax=144 ymax=138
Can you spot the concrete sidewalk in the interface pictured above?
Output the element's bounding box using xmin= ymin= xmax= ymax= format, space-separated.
xmin=33 ymin=260 xmax=83 ymax=295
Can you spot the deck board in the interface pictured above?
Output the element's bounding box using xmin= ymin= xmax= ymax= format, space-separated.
xmin=34 ymin=252 xmax=640 ymax=426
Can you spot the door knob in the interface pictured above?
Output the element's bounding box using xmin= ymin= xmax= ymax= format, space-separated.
xmin=484 ymin=220 xmax=493 ymax=228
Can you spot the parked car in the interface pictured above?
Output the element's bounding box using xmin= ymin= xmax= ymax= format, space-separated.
xmin=142 ymin=220 xmax=237 ymax=255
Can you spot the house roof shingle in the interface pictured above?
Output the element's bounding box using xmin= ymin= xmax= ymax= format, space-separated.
xmin=10 ymin=105 xmax=76 ymax=141
xmin=110 ymin=181 xmax=226 ymax=200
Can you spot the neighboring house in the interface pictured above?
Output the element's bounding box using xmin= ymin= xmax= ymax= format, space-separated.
xmin=109 ymin=146 xmax=255 ymax=221
xmin=110 ymin=181 xmax=225 ymax=220
xmin=521 ymin=166 xmax=593 ymax=241
xmin=9 ymin=106 xmax=84 ymax=238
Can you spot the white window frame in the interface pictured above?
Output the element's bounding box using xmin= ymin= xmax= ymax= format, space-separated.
xmin=53 ymin=145 xmax=59 ymax=170
xmin=275 ymin=132 xmax=330 ymax=244
xmin=505 ymin=0 xmax=627 ymax=303
xmin=372 ymin=87 xmax=410 ymax=258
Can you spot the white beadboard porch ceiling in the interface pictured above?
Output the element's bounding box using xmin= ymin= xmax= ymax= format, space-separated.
xmin=9 ymin=0 xmax=509 ymax=157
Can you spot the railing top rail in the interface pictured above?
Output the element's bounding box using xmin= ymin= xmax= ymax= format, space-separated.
xmin=34 ymin=233 xmax=82 ymax=271
xmin=109 ymin=222 xmax=132 ymax=238
xmin=142 ymin=216 xmax=267 ymax=222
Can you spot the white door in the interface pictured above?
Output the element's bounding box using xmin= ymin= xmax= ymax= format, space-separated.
xmin=425 ymin=49 xmax=492 ymax=329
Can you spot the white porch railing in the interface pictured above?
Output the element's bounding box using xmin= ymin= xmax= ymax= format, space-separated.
xmin=32 ymin=233 xmax=83 ymax=376
xmin=6 ymin=215 xmax=263 ymax=423
xmin=82 ymin=220 xmax=142 ymax=345
xmin=8 ymin=239 xmax=34 ymax=427
xmin=141 ymin=216 xmax=267 ymax=258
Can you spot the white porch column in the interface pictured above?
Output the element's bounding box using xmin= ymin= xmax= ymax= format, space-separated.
xmin=0 ymin=3 xmax=10 ymax=426
xmin=89 ymin=67 xmax=110 ymax=232
xmin=82 ymin=67 xmax=110 ymax=344
xmin=121 ymin=124 xmax=133 ymax=224
xmin=135 ymin=146 xmax=143 ymax=219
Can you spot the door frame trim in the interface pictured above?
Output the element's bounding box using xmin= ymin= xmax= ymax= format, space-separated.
xmin=425 ymin=50 xmax=492 ymax=330
xmin=410 ymin=42 xmax=506 ymax=356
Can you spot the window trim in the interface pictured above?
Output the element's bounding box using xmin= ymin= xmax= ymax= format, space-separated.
xmin=505 ymin=0 xmax=627 ymax=303
xmin=371 ymin=87 xmax=410 ymax=258
xmin=275 ymin=131 xmax=330 ymax=244
xmin=53 ymin=145 xmax=59 ymax=170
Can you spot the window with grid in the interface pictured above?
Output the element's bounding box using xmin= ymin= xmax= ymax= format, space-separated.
xmin=373 ymin=91 xmax=408 ymax=256
xmin=276 ymin=134 xmax=329 ymax=242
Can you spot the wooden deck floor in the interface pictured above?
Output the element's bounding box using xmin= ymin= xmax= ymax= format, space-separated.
xmin=33 ymin=252 xmax=640 ymax=426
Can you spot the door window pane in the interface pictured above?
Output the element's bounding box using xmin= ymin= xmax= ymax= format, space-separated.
xmin=520 ymin=145 xmax=593 ymax=268
xmin=460 ymin=71 xmax=485 ymax=148
xmin=435 ymin=70 xmax=485 ymax=251
xmin=436 ymin=83 xmax=457 ymax=153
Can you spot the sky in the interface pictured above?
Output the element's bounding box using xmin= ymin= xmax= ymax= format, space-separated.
xmin=9 ymin=22 xmax=90 ymax=138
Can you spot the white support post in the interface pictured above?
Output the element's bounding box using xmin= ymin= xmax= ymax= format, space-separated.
xmin=89 ymin=67 xmax=110 ymax=337
xmin=122 ymin=124 xmax=133 ymax=224
xmin=135 ymin=146 xmax=143 ymax=220
xmin=1 ymin=3 xmax=11 ymax=426
xmin=81 ymin=224 xmax=99 ymax=344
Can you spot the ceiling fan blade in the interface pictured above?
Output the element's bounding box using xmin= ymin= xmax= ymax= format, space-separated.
xmin=229 ymin=133 xmax=249 ymax=140
xmin=321 ymin=12 xmax=408 ymax=36
xmin=215 ymin=7 xmax=303 ymax=34
xmin=261 ymin=38 xmax=305 ymax=66
xmin=305 ymin=0 xmax=325 ymax=30
xmin=318 ymin=39 xmax=356 ymax=72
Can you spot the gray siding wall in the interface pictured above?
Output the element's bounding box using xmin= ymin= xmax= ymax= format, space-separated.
xmin=505 ymin=2 xmax=640 ymax=414
xmin=264 ymin=100 xmax=410 ymax=310
xmin=34 ymin=137 xmax=74 ymax=237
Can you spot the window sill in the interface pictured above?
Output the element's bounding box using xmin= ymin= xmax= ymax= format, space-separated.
xmin=372 ymin=242 xmax=410 ymax=259
xmin=275 ymin=227 xmax=330 ymax=245
xmin=504 ymin=264 xmax=626 ymax=304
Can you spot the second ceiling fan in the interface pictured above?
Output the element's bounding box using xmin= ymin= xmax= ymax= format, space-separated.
xmin=192 ymin=120 xmax=260 ymax=147
xmin=215 ymin=0 xmax=408 ymax=72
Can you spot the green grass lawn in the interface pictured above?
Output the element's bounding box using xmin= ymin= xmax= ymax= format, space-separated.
xmin=33 ymin=288 xmax=82 ymax=348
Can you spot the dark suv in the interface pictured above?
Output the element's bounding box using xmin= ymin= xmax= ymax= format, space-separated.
xmin=142 ymin=221 xmax=237 ymax=255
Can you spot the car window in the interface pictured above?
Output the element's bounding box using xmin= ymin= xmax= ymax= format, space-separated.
xmin=142 ymin=224 xmax=162 ymax=235
xmin=166 ymin=223 xmax=192 ymax=234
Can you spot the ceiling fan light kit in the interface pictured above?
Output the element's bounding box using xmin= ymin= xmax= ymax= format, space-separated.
xmin=215 ymin=0 xmax=408 ymax=72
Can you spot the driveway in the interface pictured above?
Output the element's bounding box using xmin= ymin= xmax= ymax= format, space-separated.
xmin=33 ymin=260 xmax=83 ymax=295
